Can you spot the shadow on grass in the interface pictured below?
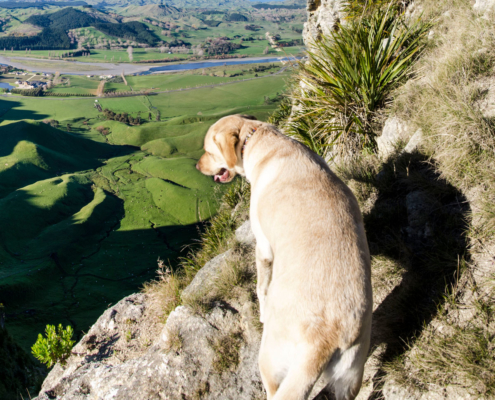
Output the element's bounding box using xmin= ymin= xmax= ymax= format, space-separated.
xmin=0 ymin=97 xmax=49 ymax=122
xmin=314 ymin=150 xmax=470 ymax=400
xmin=0 ymin=185 xmax=204 ymax=349
xmin=0 ymin=120 xmax=135 ymax=198
xmin=365 ymin=151 xmax=470 ymax=398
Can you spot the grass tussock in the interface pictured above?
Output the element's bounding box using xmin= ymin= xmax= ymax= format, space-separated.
xmin=384 ymin=272 xmax=495 ymax=396
xmin=210 ymin=331 xmax=244 ymax=373
xmin=212 ymin=248 xmax=255 ymax=302
xmin=164 ymin=326 xmax=183 ymax=355
xmin=143 ymin=178 xmax=250 ymax=322
xmin=182 ymin=245 xmax=256 ymax=315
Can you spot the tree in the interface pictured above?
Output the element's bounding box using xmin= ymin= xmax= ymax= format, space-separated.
xmin=127 ymin=45 xmax=133 ymax=62
xmin=31 ymin=324 xmax=75 ymax=368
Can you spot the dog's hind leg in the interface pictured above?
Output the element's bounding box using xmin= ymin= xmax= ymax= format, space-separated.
xmin=321 ymin=342 xmax=369 ymax=400
xmin=259 ymin=336 xmax=337 ymax=400
xmin=268 ymin=351 xmax=334 ymax=400
xmin=255 ymin=243 xmax=273 ymax=323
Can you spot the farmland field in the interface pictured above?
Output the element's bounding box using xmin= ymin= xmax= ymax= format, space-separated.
xmin=0 ymin=70 xmax=288 ymax=352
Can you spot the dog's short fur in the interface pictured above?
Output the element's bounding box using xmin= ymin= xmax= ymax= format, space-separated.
xmin=197 ymin=115 xmax=372 ymax=400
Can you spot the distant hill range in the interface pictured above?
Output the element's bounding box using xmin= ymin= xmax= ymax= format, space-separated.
xmin=0 ymin=7 xmax=158 ymax=49
xmin=118 ymin=4 xmax=180 ymax=17
xmin=0 ymin=0 xmax=305 ymax=10
xmin=0 ymin=0 xmax=254 ymax=7
xmin=0 ymin=1 xmax=87 ymax=8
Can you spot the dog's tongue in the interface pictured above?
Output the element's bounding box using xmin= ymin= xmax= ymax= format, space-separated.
xmin=214 ymin=168 xmax=230 ymax=183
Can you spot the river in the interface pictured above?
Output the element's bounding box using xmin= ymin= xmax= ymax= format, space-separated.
xmin=0 ymin=55 xmax=300 ymax=76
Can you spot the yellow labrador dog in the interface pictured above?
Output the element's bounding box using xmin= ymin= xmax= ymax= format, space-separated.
xmin=196 ymin=115 xmax=372 ymax=400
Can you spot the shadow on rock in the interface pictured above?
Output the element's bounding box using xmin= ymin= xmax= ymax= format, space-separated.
xmin=361 ymin=151 xmax=470 ymax=398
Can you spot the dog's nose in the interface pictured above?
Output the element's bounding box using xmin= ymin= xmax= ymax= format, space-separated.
xmin=195 ymin=163 xmax=200 ymax=171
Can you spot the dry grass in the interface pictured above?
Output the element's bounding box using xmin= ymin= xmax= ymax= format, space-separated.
xmin=384 ymin=271 xmax=495 ymax=396
xmin=368 ymin=0 xmax=495 ymax=396
xmin=210 ymin=331 xmax=244 ymax=373
xmin=212 ymin=247 xmax=255 ymax=302
xmin=393 ymin=1 xmax=495 ymax=195
xmin=142 ymin=259 xmax=183 ymax=323
xmin=144 ymin=178 xmax=250 ymax=322
xmin=182 ymin=246 xmax=256 ymax=315
xmin=164 ymin=326 xmax=183 ymax=355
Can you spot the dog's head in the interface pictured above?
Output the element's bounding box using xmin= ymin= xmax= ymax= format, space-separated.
xmin=196 ymin=115 xmax=258 ymax=183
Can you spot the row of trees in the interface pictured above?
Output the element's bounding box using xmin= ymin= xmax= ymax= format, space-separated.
xmin=44 ymin=92 xmax=89 ymax=97
xmin=102 ymin=109 xmax=143 ymax=125
xmin=10 ymin=88 xmax=44 ymax=96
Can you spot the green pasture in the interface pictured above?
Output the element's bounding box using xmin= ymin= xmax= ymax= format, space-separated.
xmin=103 ymin=63 xmax=284 ymax=92
xmin=48 ymin=75 xmax=99 ymax=95
xmin=0 ymin=73 xmax=288 ymax=352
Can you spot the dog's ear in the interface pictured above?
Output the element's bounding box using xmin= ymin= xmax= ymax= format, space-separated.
xmin=237 ymin=114 xmax=258 ymax=121
xmin=214 ymin=130 xmax=239 ymax=169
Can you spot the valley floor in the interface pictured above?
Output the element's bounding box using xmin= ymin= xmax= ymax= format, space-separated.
xmin=0 ymin=69 xmax=289 ymax=358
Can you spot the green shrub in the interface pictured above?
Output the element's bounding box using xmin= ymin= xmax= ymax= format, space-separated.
xmin=292 ymin=6 xmax=430 ymax=157
xmin=31 ymin=324 xmax=75 ymax=368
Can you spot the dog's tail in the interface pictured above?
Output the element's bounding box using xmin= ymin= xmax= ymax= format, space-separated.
xmin=271 ymin=343 xmax=365 ymax=400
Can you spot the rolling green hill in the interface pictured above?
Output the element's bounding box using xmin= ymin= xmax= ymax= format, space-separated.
xmin=0 ymin=72 xmax=287 ymax=353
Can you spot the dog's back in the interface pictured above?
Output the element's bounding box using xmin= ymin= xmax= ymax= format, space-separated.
xmin=248 ymin=127 xmax=372 ymax=400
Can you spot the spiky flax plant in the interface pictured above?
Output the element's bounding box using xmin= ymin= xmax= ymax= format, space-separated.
xmin=291 ymin=5 xmax=430 ymax=159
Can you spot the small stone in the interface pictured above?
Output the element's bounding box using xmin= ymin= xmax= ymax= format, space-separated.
xmin=235 ymin=220 xmax=256 ymax=246
xmin=403 ymin=129 xmax=423 ymax=153
xmin=377 ymin=116 xmax=412 ymax=159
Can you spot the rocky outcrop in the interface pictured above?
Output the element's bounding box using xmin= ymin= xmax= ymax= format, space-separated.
xmin=34 ymin=222 xmax=265 ymax=400
xmin=474 ymin=0 xmax=495 ymax=12
xmin=303 ymin=0 xmax=344 ymax=47
xmin=376 ymin=116 xmax=423 ymax=158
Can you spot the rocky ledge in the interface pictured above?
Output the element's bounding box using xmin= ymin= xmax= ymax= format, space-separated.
xmin=34 ymin=222 xmax=266 ymax=400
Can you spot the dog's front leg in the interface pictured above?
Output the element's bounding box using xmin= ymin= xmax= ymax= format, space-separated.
xmin=256 ymin=241 xmax=273 ymax=323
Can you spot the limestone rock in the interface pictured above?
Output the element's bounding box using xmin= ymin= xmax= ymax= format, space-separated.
xmin=235 ymin=220 xmax=256 ymax=246
xmin=181 ymin=249 xmax=233 ymax=299
xmin=303 ymin=0 xmax=344 ymax=48
xmin=403 ymin=129 xmax=423 ymax=153
xmin=35 ymin=252 xmax=265 ymax=400
xmin=474 ymin=0 xmax=495 ymax=12
xmin=376 ymin=116 xmax=413 ymax=158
